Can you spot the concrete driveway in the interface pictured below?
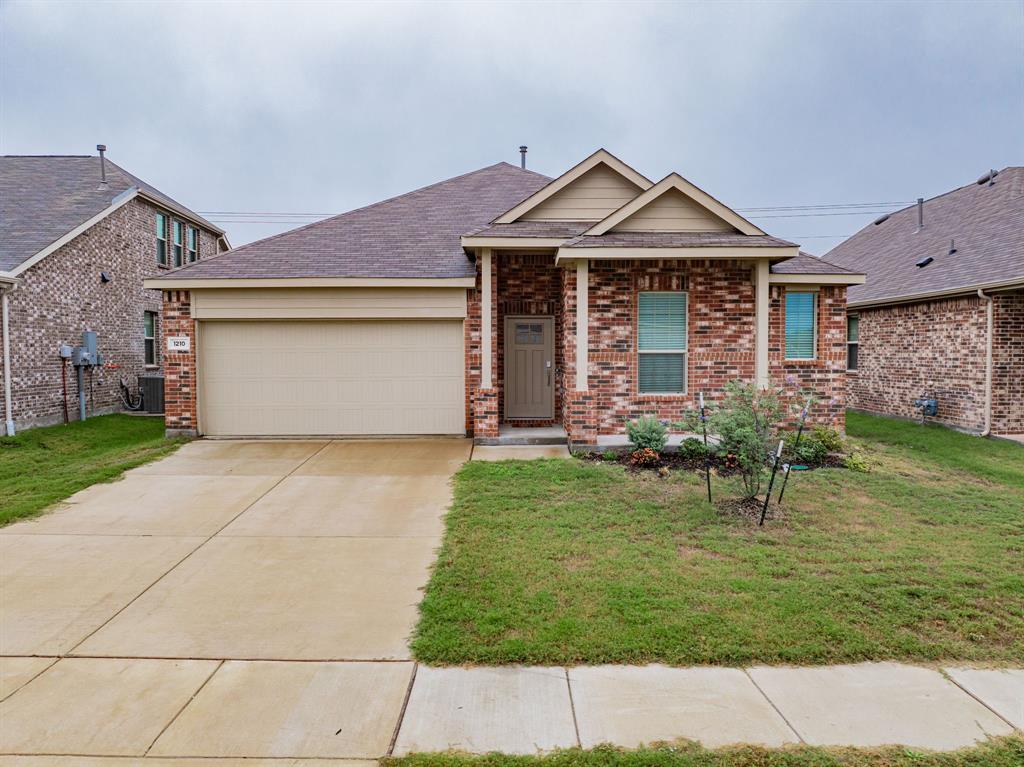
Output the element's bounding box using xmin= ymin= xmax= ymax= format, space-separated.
xmin=0 ymin=438 xmax=470 ymax=762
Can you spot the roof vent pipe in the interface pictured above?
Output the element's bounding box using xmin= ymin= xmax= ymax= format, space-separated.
xmin=519 ymin=145 xmax=528 ymax=170
xmin=97 ymin=144 xmax=108 ymax=186
xmin=949 ymin=239 xmax=957 ymax=255
xmin=977 ymin=169 xmax=998 ymax=186
xmin=915 ymin=197 xmax=924 ymax=232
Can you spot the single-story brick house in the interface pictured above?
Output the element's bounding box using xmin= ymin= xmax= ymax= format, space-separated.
xmin=145 ymin=149 xmax=864 ymax=446
xmin=0 ymin=151 xmax=227 ymax=435
xmin=826 ymin=167 xmax=1023 ymax=438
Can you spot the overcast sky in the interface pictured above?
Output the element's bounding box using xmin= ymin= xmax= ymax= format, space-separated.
xmin=2 ymin=0 xmax=1021 ymax=254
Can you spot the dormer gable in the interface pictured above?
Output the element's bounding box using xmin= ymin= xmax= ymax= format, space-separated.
xmin=493 ymin=149 xmax=652 ymax=224
xmin=585 ymin=173 xmax=765 ymax=236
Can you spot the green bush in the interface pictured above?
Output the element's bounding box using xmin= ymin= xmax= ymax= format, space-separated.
xmin=785 ymin=431 xmax=828 ymax=465
xmin=844 ymin=448 xmax=872 ymax=472
xmin=625 ymin=416 xmax=668 ymax=452
xmin=601 ymin=450 xmax=620 ymax=462
xmin=678 ymin=437 xmax=708 ymax=460
xmin=812 ymin=425 xmax=845 ymax=452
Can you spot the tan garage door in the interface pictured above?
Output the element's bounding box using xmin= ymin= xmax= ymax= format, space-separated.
xmin=199 ymin=320 xmax=464 ymax=436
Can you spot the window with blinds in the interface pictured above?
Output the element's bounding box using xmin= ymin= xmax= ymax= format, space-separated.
xmin=847 ymin=315 xmax=859 ymax=370
xmin=638 ymin=292 xmax=687 ymax=393
xmin=785 ymin=291 xmax=817 ymax=360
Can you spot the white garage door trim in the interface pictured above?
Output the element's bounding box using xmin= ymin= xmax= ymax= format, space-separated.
xmin=197 ymin=319 xmax=465 ymax=437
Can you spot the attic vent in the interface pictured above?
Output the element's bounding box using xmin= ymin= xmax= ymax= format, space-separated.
xmin=916 ymin=256 xmax=933 ymax=268
xmin=948 ymin=239 xmax=957 ymax=255
xmin=977 ymin=169 xmax=998 ymax=186
xmin=872 ymin=213 xmax=890 ymax=225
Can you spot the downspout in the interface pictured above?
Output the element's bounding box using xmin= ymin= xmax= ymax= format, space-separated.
xmin=977 ymin=288 xmax=994 ymax=437
xmin=1 ymin=281 xmax=15 ymax=436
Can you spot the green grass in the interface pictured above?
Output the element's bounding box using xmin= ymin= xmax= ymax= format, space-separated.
xmin=0 ymin=414 xmax=187 ymax=525
xmin=412 ymin=412 xmax=1024 ymax=666
xmin=386 ymin=739 xmax=1024 ymax=767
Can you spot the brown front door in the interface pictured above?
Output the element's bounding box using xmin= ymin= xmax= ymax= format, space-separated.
xmin=504 ymin=316 xmax=554 ymax=419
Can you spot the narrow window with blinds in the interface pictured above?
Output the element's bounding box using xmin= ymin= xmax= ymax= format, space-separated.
xmin=785 ymin=291 xmax=817 ymax=360
xmin=638 ymin=292 xmax=687 ymax=394
xmin=847 ymin=315 xmax=859 ymax=370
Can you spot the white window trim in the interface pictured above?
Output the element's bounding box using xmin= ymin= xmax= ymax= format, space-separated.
xmin=187 ymin=225 xmax=199 ymax=262
xmin=784 ymin=290 xmax=818 ymax=362
xmin=156 ymin=212 xmax=168 ymax=266
xmin=144 ymin=310 xmax=158 ymax=367
xmin=847 ymin=314 xmax=859 ymax=371
xmin=638 ymin=290 xmax=688 ymax=395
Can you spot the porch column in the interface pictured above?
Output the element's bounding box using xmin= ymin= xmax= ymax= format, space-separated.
xmin=755 ymin=259 xmax=769 ymax=388
xmin=481 ymin=248 xmax=493 ymax=388
xmin=575 ymin=258 xmax=588 ymax=390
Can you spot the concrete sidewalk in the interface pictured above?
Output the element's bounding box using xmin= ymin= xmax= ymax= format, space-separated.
xmin=1 ymin=659 xmax=1019 ymax=761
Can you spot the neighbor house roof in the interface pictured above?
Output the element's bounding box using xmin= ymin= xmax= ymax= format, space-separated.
xmin=154 ymin=162 xmax=551 ymax=281
xmin=825 ymin=167 xmax=1024 ymax=306
xmin=0 ymin=155 xmax=223 ymax=273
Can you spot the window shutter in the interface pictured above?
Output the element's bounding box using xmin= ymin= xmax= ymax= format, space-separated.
xmin=785 ymin=292 xmax=816 ymax=359
xmin=638 ymin=293 xmax=687 ymax=351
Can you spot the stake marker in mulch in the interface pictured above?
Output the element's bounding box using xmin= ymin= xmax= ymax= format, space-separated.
xmin=699 ymin=391 xmax=712 ymax=503
xmin=777 ymin=395 xmax=812 ymax=505
xmin=760 ymin=439 xmax=784 ymax=526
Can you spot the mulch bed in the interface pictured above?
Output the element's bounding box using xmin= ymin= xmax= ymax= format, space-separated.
xmin=580 ymin=449 xmax=846 ymax=477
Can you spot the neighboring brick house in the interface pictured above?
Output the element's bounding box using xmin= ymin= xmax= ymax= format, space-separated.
xmin=145 ymin=149 xmax=863 ymax=446
xmin=826 ymin=167 xmax=1024 ymax=438
xmin=0 ymin=152 xmax=227 ymax=435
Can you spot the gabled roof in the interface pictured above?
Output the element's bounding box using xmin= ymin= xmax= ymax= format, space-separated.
xmin=0 ymin=155 xmax=223 ymax=273
xmin=770 ymin=251 xmax=862 ymax=275
xmin=153 ymin=162 xmax=551 ymax=281
xmin=826 ymin=167 xmax=1024 ymax=306
xmin=492 ymin=149 xmax=652 ymax=224
xmin=584 ymin=173 xmax=766 ymax=236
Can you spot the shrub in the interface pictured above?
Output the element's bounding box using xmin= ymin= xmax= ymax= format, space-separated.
xmin=679 ymin=437 xmax=708 ymax=460
xmin=677 ymin=382 xmax=784 ymax=499
xmin=629 ymin=447 xmax=661 ymax=467
xmin=625 ymin=416 xmax=668 ymax=452
xmin=844 ymin=449 xmax=872 ymax=473
xmin=812 ymin=425 xmax=845 ymax=452
xmin=785 ymin=431 xmax=828 ymax=465
xmin=601 ymin=450 xmax=620 ymax=462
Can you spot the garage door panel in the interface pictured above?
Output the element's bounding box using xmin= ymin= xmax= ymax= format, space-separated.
xmin=200 ymin=320 xmax=464 ymax=436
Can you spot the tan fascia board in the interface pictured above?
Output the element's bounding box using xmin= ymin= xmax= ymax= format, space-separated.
xmin=135 ymin=190 xmax=226 ymax=237
xmin=768 ymin=273 xmax=866 ymax=285
xmin=556 ymin=245 xmax=799 ymax=262
xmin=461 ymin=236 xmax=566 ymax=249
xmin=10 ymin=187 xmax=140 ymax=276
xmin=584 ymin=172 xmax=766 ymax=236
xmin=493 ymin=149 xmax=653 ymax=224
xmin=0 ymin=272 xmax=17 ymax=285
xmin=848 ymin=277 xmax=1024 ymax=309
xmin=143 ymin=277 xmax=477 ymax=290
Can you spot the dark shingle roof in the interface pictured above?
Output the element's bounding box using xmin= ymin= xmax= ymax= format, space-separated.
xmin=562 ymin=232 xmax=797 ymax=248
xmin=0 ymin=155 xmax=222 ymax=272
xmin=825 ymin=167 xmax=1024 ymax=305
xmin=465 ymin=221 xmax=592 ymax=238
xmin=771 ymin=251 xmax=860 ymax=275
xmin=158 ymin=163 xmax=551 ymax=280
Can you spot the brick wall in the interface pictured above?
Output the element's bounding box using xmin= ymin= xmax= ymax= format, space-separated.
xmin=0 ymin=198 xmax=220 ymax=434
xmin=769 ymin=285 xmax=847 ymax=429
xmin=992 ymin=290 xmax=1024 ymax=434
xmin=162 ymin=290 xmax=198 ymax=435
xmin=849 ymin=290 xmax=1023 ymax=434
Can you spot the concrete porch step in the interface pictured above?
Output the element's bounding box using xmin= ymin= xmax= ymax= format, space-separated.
xmin=476 ymin=425 xmax=568 ymax=446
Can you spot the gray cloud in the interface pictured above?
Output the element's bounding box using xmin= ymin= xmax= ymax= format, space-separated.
xmin=2 ymin=0 xmax=1021 ymax=253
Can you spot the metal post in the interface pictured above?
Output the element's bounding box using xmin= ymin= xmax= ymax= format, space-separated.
xmin=77 ymin=365 xmax=86 ymax=422
xmin=760 ymin=440 xmax=784 ymax=526
xmin=777 ymin=395 xmax=812 ymax=505
xmin=699 ymin=391 xmax=711 ymax=503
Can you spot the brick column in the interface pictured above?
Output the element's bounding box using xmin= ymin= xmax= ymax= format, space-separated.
xmin=473 ymin=387 xmax=499 ymax=440
xmin=163 ymin=290 xmax=198 ymax=437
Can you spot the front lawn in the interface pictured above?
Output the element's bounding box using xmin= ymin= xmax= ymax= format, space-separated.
xmin=0 ymin=414 xmax=187 ymax=526
xmin=412 ymin=412 xmax=1024 ymax=666
xmin=387 ymin=738 xmax=1024 ymax=767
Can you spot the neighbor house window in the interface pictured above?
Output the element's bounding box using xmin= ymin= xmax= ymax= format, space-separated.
xmin=155 ymin=213 xmax=167 ymax=265
xmin=187 ymin=226 xmax=199 ymax=262
xmin=172 ymin=221 xmax=184 ymax=267
xmin=144 ymin=311 xmax=157 ymax=366
xmin=847 ymin=315 xmax=859 ymax=370
xmin=785 ymin=291 xmax=817 ymax=360
xmin=638 ymin=292 xmax=687 ymax=394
